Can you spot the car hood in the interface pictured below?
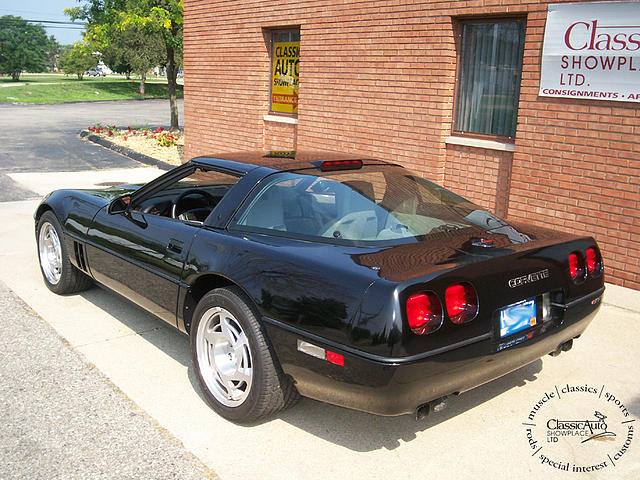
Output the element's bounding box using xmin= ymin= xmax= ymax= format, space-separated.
xmin=62 ymin=185 xmax=143 ymax=205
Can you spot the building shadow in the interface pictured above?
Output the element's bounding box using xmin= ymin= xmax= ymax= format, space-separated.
xmin=80 ymin=284 xmax=191 ymax=368
xmin=270 ymin=360 xmax=542 ymax=451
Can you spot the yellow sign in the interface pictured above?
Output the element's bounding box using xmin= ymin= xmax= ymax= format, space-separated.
xmin=271 ymin=41 xmax=299 ymax=114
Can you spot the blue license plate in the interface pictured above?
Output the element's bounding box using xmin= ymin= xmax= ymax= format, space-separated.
xmin=499 ymin=298 xmax=537 ymax=338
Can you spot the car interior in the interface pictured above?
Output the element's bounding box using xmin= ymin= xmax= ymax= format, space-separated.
xmin=132 ymin=168 xmax=239 ymax=223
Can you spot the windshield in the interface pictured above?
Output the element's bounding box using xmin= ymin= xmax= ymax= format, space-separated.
xmin=233 ymin=165 xmax=530 ymax=245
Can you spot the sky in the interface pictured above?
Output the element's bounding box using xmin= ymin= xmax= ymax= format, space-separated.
xmin=0 ymin=0 xmax=85 ymax=45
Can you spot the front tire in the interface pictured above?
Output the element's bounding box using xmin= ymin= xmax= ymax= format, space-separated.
xmin=190 ymin=287 xmax=299 ymax=423
xmin=36 ymin=211 xmax=92 ymax=295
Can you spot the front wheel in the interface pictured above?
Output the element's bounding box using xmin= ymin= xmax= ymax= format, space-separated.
xmin=190 ymin=287 xmax=299 ymax=423
xmin=36 ymin=211 xmax=92 ymax=294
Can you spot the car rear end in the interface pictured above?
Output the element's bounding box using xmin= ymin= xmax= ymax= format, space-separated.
xmin=277 ymin=232 xmax=604 ymax=417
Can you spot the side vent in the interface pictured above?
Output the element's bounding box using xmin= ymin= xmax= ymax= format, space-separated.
xmin=73 ymin=241 xmax=88 ymax=272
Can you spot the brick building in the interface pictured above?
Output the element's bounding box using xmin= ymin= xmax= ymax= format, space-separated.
xmin=183 ymin=0 xmax=640 ymax=289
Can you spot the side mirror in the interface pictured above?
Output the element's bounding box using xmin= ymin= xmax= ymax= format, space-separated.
xmin=108 ymin=194 xmax=131 ymax=215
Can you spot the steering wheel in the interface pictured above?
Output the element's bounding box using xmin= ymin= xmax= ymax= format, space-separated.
xmin=429 ymin=223 xmax=462 ymax=234
xmin=171 ymin=189 xmax=217 ymax=219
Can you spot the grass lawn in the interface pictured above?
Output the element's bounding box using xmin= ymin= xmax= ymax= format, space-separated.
xmin=0 ymin=76 xmax=183 ymax=103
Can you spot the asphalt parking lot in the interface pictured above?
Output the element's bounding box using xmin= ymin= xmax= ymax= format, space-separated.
xmin=0 ymin=99 xmax=181 ymax=202
xmin=0 ymin=100 xmax=638 ymax=479
xmin=0 ymin=280 xmax=216 ymax=480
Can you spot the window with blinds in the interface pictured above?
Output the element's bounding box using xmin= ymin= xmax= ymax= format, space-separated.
xmin=454 ymin=19 xmax=526 ymax=139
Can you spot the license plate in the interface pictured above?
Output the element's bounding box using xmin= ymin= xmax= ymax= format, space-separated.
xmin=499 ymin=298 xmax=537 ymax=338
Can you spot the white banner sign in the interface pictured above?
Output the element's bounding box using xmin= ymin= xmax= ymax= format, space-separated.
xmin=539 ymin=2 xmax=640 ymax=102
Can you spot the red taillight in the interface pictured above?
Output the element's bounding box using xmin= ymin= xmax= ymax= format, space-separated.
xmin=569 ymin=253 xmax=578 ymax=278
xmin=326 ymin=350 xmax=344 ymax=366
xmin=586 ymin=247 xmax=601 ymax=274
xmin=445 ymin=282 xmax=478 ymax=324
xmin=319 ymin=159 xmax=363 ymax=171
xmin=569 ymin=252 xmax=585 ymax=282
xmin=406 ymin=292 xmax=443 ymax=335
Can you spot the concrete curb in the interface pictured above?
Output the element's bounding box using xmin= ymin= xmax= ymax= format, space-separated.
xmin=1 ymin=97 xmax=180 ymax=107
xmin=80 ymin=130 xmax=175 ymax=171
xmin=603 ymin=282 xmax=640 ymax=314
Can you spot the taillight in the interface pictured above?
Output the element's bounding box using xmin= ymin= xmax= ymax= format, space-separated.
xmin=406 ymin=292 xmax=443 ymax=335
xmin=445 ymin=282 xmax=478 ymax=324
xmin=586 ymin=247 xmax=602 ymax=274
xmin=319 ymin=159 xmax=363 ymax=171
xmin=569 ymin=252 xmax=586 ymax=282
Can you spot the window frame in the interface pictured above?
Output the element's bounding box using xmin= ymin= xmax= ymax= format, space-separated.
xmin=130 ymin=165 xmax=242 ymax=224
xmin=451 ymin=16 xmax=527 ymax=142
xmin=268 ymin=27 xmax=300 ymax=118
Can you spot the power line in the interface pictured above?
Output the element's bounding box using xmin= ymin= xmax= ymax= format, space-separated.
xmin=0 ymin=7 xmax=66 ymax=16
xmin=37 ymin=26 xmax=86 ymax=30
xmin=0 ymin=18 xmax=86 ymax=26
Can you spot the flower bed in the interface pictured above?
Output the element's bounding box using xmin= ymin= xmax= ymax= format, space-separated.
xmin=86 ymin=124 xmax=184 ymax=165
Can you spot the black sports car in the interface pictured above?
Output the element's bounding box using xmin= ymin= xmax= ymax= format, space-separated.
xmin=35 ymin=151 xmax=604 ymax=423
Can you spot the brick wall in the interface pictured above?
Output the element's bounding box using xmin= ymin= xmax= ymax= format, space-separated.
xmin=510 ymin=6 xmax=640 ymax=288
xmin=184 ymin=0 xmax=640 ymax=289
xmin=443 ymin=146 xmax=514 ymax=218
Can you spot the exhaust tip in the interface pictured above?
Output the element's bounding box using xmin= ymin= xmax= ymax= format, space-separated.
xmin=549 ymin=339 xmax=574 ymax=357
xmin=415 ymin=403 xmax=430 ymax=421
xmin=430 ymin=396 xmax=448 ymax=413
xmin=415 ymin=396 xmax=448 ymax=420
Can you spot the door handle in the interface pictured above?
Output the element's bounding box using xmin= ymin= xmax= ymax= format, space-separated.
xmin=167 ymin=239 xmax=183 ymax=254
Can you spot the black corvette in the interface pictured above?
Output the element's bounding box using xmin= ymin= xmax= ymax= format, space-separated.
xmin=35 ymin=151 xmax=604 ymax=422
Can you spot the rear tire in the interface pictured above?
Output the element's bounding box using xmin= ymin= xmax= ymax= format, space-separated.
xmin=190 ymin=287 xmax=299 ymax=423
xmin=36 ymin=211 xmax=92 ymax=295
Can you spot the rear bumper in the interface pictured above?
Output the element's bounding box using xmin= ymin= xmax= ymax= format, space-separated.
xmin=264 ymin=288 xmax=603 ymax=416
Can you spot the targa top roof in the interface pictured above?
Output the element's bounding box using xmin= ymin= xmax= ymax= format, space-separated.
xmin=190 ymin=150 xmax=393 ymax=174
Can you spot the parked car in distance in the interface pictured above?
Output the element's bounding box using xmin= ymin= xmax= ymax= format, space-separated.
xmin=35 ymin=151 xmax=604 ymax=423
xmin=85 ymin=68 xmax=106 ymax=77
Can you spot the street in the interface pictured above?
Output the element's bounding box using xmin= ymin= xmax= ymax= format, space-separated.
xmin=0 ymin=100 xmax=638 ymax=480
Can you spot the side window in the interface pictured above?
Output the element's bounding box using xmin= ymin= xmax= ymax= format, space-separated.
xmin=454 ymin=19 xmax=526 ymax=139
xmin=270 ymin=29 xmax=300 ymax=116
xmin=135 ymin=168 xmax=240 ymax=222
xmin=235 ymin=173 xmax=386 ymax=241
xmin=237 ymin=175 xmax=306 ymax=232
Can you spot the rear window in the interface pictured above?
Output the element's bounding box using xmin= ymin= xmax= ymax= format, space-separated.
xmin=231 ymin=165 xmax=530 ymax=246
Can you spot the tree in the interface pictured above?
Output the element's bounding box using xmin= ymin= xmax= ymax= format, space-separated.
xmin=68 ymin=1 xmax=183 ymax=130
xmin=0 ymin=15 xmax=54 ymax=81
xmin=122 ymin=26 xmax=165 ymax=95
xmin=45 ymin=36 xmax=61 ymax=72
xmin=58 ymin=43 xmax=98 ymax=80
xmin=90 ymin=21 xmax=164 ymax=95
xmin=99 ymin=43 xmax=133 ymax=79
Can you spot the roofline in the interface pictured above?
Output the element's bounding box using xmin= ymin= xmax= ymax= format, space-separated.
xmin=189 ymin=150 xmax=397 ymax=175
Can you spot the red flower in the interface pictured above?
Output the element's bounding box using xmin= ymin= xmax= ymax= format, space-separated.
xmin=123 ymin=136 xmax=128 ymax=141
